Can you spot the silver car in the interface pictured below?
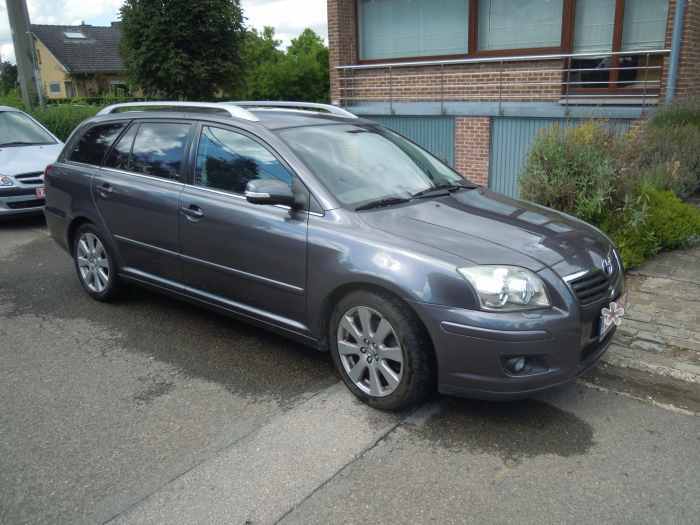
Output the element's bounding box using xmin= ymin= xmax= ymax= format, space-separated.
xmin=0 ymin=106 xmax=63 ymax=217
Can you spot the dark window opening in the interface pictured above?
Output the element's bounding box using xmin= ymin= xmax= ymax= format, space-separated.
xmin=68 ymin=122 xmax=126 ymax=166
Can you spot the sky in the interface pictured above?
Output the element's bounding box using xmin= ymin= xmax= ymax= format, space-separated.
xmin=0 ymin=0 xmax=328 ymax=64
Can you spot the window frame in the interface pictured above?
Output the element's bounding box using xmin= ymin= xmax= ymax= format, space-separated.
xmin=122 ymin=120 xmax=195 ymax=182
xmin=97 ymin=118 xmax=195 ymax=183
xmin=189 ymin=122 xmax=320 ymax=213
xmin=566 ymin=0 xmax=669 ymax=95
xmin=64 ymin=120 xmax=130 ymax=168
xmin=354 ymin=0 xmax=668 ymax=84
xmin=355 ymin=0 xmax=575 ymax=64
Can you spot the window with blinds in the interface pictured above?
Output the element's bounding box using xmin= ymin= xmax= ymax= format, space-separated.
xmin=358 ymin=0 xmax=469 ymax=60
xmin=622 ymin=0 xmax=669 ymax=51
xmin=477 ymin=0 xmax=564 ymax=51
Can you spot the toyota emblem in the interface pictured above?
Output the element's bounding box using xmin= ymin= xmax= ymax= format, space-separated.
xmin=603 ymin=256 xmax=614 ymax=275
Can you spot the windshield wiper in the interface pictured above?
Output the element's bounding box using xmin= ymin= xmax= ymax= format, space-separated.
xmin=0 ymin=141 xmax=42 ymax=147
xmin=355 ymin=196 xmax=411 ymax=211
xmin=411 ymin=182 xmax=476 ymax=199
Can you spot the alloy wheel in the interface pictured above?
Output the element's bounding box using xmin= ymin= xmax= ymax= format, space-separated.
xmin=77 ymin=233 xmax=110 ymax=293
xmin=337 ymin=306 xmax=404 ymax=397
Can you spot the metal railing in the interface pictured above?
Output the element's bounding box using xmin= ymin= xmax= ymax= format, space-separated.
xmin=336 ymin=50 xmax=670 ymax=113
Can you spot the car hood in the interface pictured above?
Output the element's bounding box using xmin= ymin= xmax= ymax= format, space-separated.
xmin=359 ymin=188 xmax=613 ymax=276
xmin=0 ymin=144 xmax=63 ymax=176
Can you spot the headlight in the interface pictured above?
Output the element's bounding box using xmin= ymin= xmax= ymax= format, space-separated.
xmin=0 ymin=175 xmax=14 ymax=187
xmin=458 ymin=266 xmax=550 ymax=311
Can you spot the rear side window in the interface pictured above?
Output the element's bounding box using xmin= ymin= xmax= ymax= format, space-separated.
xmin=68 ymin=122 xmax=126 ymax=166
xmin=104 ymin=124 xmax=138 ymax=171
xmin=195 ymin=126 xmax=292 ymax=194
xmin=130 ymin=123 xmax=191 ymax=180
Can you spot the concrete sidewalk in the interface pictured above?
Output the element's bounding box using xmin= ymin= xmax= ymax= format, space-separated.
xmin=595 ymin=244 xmax=700 ymax=413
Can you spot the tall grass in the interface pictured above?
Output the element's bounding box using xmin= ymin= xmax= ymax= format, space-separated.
xmin=650 ymin=98 xmax=700 ymax=130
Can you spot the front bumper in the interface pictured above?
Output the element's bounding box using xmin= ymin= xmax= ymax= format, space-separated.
xmin=0 ymin=188 xmax=45 ymax=217
xmin=413 ymin=296 xmax=620 ymax=401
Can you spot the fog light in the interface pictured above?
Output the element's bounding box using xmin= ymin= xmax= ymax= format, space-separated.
xmin=506 ymin=356 xmax=527 ymax=374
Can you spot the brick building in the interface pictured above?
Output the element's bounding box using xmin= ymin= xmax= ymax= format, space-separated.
xmin=328 ymin=0 xmax=699 ymax=196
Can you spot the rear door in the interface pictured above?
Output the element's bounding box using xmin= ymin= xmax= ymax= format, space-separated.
xmin=94 ymin=120 xmax=193 ymax=283
xmin=178 ymin=124 xmax=310 ymax=331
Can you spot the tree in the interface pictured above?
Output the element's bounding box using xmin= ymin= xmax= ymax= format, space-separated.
xmin=0 ymin=61 xmax=18 ymax=95
xmin=236 ymin=28 xmax=330 ymax=103
xmin=278 ymin=29 xmax=330 ymax=103
xmin=238 ymin=27 xmax=284 ymax=100
xmin=119 ymin=0 xmax=245 ymax=100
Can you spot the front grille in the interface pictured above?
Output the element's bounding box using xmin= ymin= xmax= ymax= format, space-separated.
xmin=6 ymin=199 xmax=44 ymax=209
xmin=15 ymin=172 xmax=44 ymax=185
xmin=569 ymin=269 xmax=613 ymax=307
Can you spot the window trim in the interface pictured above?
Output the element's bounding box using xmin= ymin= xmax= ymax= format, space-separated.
xmin=107 ymin=119 xmax=195 ymax=182
xmin=191 ymin=122 xmax=320 ymax=214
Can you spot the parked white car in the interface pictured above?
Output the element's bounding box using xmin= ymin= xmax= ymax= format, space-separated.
xmin=0 ymin=106 xmax=63 ymax=217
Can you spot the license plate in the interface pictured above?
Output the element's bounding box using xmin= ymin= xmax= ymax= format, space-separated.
xmin=599 ymin=293 xmax=626 ymax=339
xmin=35 ymin=186 xmax=46 ymax=199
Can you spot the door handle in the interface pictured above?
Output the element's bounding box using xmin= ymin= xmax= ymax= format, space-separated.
xmin=97 ymin=183 xmax=114 ymax=199
xmin=181 ymin=204 xmax=204 ymax=221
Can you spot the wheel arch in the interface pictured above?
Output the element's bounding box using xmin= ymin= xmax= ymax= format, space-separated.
xmin=66 ymin=214 xmax=123 ymax=270
xmin=316 ymin=281 xmax=436 ymax=360
xmin=66 ymin=215 xmax=94 ymax=251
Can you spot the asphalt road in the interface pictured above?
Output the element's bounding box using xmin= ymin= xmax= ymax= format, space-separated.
xmin=1 ymin=217 xmax=698 ymax=525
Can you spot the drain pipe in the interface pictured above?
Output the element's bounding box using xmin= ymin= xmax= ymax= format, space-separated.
xmin=666 ymin=0 xmax=687 ymax=103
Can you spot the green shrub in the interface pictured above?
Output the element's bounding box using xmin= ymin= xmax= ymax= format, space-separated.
xmin=520 ymin=122 xmax=617 ymax=224
xmin=608 ymin=226 xmax=660 ymax=270
xmin=0 ymin=90 xmax=24 ymax=109
xmin=620 ymin=124 xmax=700 ymax=198
xmin=521 ymin=120 xmax=700 ymax=270
xmin=650 ymin=98 xmax=700 ymax=130
xmin=644 ymin=187 xmax=700 ymax=250
xmin=29 ymin=104 xmax=100 ymax=141
xmin=604 ymin=187 xmax=700 ymax=268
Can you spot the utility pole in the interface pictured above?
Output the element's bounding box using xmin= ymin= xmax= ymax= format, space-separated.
xmin=6 ymin=0 xmax=41 ymax=108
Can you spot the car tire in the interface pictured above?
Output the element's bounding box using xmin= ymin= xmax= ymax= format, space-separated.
xmin=329 ymin=290 xmax=436 ymax=411
xmin=72 ymin=223 xmax=120 ymax=302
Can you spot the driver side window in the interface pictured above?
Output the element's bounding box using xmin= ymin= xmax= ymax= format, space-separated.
xmin=195 ymin=126 xmax=293 ymax=195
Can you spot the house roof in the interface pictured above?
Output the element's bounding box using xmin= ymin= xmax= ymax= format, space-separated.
xmin=31 ymin=23 xmax=125 ymax=74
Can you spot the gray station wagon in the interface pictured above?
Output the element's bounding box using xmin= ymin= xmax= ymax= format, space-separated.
xmin=45 ymin=101 xmax=625 ymax=410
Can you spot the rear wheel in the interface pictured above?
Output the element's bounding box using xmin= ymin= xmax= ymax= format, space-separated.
xmin=73 ymin=224 xmax=120 ymax=301
xmin=330 ymin=290 xmax=435 ymax=411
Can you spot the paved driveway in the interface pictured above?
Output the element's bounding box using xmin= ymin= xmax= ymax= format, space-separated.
xmin=1 ymin=217 xmax=698 ymax=525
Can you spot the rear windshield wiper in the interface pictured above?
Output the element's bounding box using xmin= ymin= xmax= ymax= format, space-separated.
xmin=411 ymin=182 xmax=476 ymax=200
xmin=355 ymin=196 xmax=411 ymax=211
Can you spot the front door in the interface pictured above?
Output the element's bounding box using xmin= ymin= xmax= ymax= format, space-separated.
xmin=179 ymin=125 xmax=309 ymax=332
xmin=94 ymin=120 xmax=193 ymax=283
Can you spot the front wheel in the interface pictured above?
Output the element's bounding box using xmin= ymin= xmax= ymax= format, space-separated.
xmin=73 ymin=224 xmax=120 ymax=302
xmin=329 ymin=290 xmax=436 ymax=411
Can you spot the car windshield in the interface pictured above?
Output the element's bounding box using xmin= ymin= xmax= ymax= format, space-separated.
xmin=279 ymin=124 xmax=468 ymax=208
xmin=0 ymin=111 xmax=56 ymax=147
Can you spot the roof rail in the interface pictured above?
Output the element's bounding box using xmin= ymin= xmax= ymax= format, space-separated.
xmin=97 ymin=101 xmax=260 ymax=122
xmin=228 ymin=101 xmax=358 ymax=119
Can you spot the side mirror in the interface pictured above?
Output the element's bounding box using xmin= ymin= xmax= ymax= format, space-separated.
xmin=245 ymin=179 xmax=295 ymax=207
